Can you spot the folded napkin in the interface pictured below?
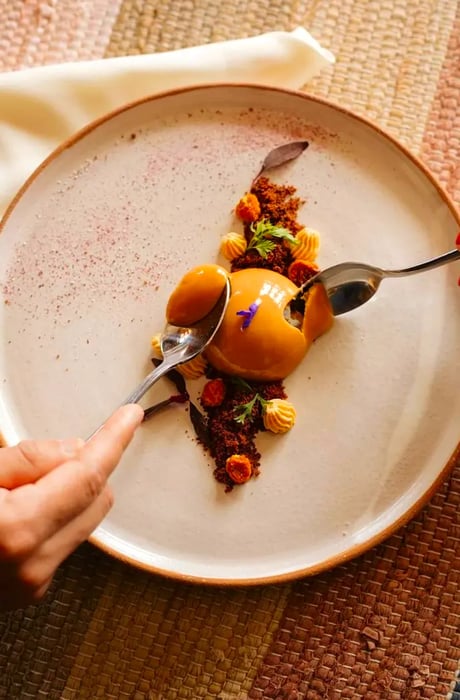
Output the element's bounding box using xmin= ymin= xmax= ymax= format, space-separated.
xmin=0 ymin=28 xmax=334 ymax=217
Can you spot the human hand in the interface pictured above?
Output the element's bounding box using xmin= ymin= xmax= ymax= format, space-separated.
xmin=457 ymin=232 xmax=460 ymax=284
xmin=0 ymin=404 xmax=143 ymax=611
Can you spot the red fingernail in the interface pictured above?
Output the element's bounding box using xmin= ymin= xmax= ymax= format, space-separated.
xmin=456 ymin=232 xmax=460 ymax=246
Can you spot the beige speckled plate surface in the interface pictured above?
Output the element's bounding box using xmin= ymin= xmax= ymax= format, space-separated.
xmin=0 ymin=85 xmax=459 ymax=585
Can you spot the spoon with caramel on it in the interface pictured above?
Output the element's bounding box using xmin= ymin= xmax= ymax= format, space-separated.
xmin=297 ymin=247 xmax=460 ymax=316
xmin=123 ymin=268 xmax=230 ymax=405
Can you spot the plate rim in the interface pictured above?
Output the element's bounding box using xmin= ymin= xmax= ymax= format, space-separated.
xmin=1 ymin=83 xmax=459 ymax=586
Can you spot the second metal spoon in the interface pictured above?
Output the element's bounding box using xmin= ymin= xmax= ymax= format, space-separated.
xmin=298 ymin=248 xmax=460 ymax=316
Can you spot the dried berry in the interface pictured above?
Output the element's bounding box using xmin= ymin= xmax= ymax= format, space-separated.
xmin=225 ymin=454 xmax=253 ymax=484
xmin=287 ymin=259 xmax=319 ymax=286
xmin=201 ymin=378 xmax=226 ymax=407
xmin=235 ymin=193 xmax=261 ymax=223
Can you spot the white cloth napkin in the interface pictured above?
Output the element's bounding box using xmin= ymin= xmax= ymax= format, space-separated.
xmin=0 ymin=28 xmax=334 ymax=217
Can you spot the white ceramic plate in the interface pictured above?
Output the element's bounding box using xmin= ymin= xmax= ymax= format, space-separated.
xmin=1 ymin=85 xmax=459 ymax=585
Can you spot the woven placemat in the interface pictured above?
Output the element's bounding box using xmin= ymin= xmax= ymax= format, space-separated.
xmin=0 ymin=1 xmax=459 ymax=698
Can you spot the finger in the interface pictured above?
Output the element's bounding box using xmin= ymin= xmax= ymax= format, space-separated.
xmin=0 ymin=438 xmax=84 ymax=489
xmin=456 ymin=233 xmax=460 ymax=285
xmin=0 ymin=572 xmax=54 ymax=611
xmin=13 ymin=404 xmax=143 ymax=543
xmin=81 ymin=403 xmax=145 ymax=476
xmin=20 ymin=485 xmax=114 ymax=587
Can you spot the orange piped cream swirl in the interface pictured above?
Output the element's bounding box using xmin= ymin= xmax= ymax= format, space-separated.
xmin=263 ymin=399 xmax=296 ymax=433
xmin=290 ymin=228 xmax=320 ymax=262
xmin=177 ymin=354 xmax=208 ymax=379
xmin=220 ymin=232 xmax=247 ymax=261
xmin=150 ymin=332 xmax=162 ymax=357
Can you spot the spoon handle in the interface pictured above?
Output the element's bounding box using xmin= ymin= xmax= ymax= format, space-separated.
xmin=383 ymin=248 xmax=460 ymax=277
xmin=122 ymin=360 xmax=177 ymax=405
xmin=86 ymin=359 xmax=178 ymax=440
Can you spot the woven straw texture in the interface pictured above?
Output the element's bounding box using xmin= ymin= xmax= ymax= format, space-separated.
xmin=0 ymin=1 xmax=459 ymax=698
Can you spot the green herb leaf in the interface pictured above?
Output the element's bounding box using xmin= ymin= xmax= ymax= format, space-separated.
xmin=269 ymin=227 xmax=298 ymax=244
xmin=252 ymin=239 xmax=277 ymax=258
xmin=234 ymin=395 xmax=258 ymax=424
xmin=234 ymin=393 xmax=269 ymax=423
xmin=247 ymin=219 xmax=298 ymax=258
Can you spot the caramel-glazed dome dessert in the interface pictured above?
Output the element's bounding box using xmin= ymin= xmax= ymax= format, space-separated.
xmin=166 ymin=264 xmax=228 ymax=326
xmin=206 ymin=268 xmax=305 ymax=381
xmin=166 ymin=265 xmax=333 ymax=382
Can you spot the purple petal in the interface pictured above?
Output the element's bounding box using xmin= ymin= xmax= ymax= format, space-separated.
xmin=236 ymin=301 xmax=260 ymax=330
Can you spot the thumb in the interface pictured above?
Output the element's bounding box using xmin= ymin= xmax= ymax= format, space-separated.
xmin=0 ymin=438 xmax=84 ymax=489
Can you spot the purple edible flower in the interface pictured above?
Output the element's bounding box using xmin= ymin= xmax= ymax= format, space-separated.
xmin=236 ymin=301 xmax=260 ymax=330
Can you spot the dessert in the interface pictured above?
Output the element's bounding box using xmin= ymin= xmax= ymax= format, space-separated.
xmin=262 ymin=398 xmax=297 ymax=434
xmin=219 ymin=232 xmax=247 ymax=260
xmin=166 ymin=263 xmax=228 ymax=326
xmin=225 ymin=455 xmax=252 ymax=484
xmin=289 ymin=228 xmax=320 ymax=262
xmin=205 ymin=268 xmax=307 ymax=381
xmin=148 ymin=142 xmax=334 ymax=491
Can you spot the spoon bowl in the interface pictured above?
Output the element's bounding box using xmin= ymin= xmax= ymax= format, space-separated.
xmin=299 ymin=248 xmax=460 ymax=316
xmin=122 ymin=277 xmax=231 ymax=405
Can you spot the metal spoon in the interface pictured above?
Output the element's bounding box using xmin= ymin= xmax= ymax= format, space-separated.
xmin=298 ymin=248 xmax=460 ymax=316
xmin=122 ymin=278 xmax=231 ymax=405
xmin=88 ymin=279 xmax=230 ymax=438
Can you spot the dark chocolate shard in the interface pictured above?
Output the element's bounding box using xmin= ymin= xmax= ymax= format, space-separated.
xmin=143 ymin=393 xmax=189 ymax=421
xmin=189 ymin=401 xmax=211 ymax=446
xmin=149 ymin=357 xmax=209 ymax=445
xmin=253 ymin=140 xmax=309 ymax=182
xmin=143 ymin=358 xmax=189 ymax=418
xmin=143 ymin=398 xmax=172 ymax=420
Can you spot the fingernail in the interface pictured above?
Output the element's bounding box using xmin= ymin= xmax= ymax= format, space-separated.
xmin=60 ymin=438 xmax=83 ymax=457
xmin=456 ymin=232 xmax=460 ymax=246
